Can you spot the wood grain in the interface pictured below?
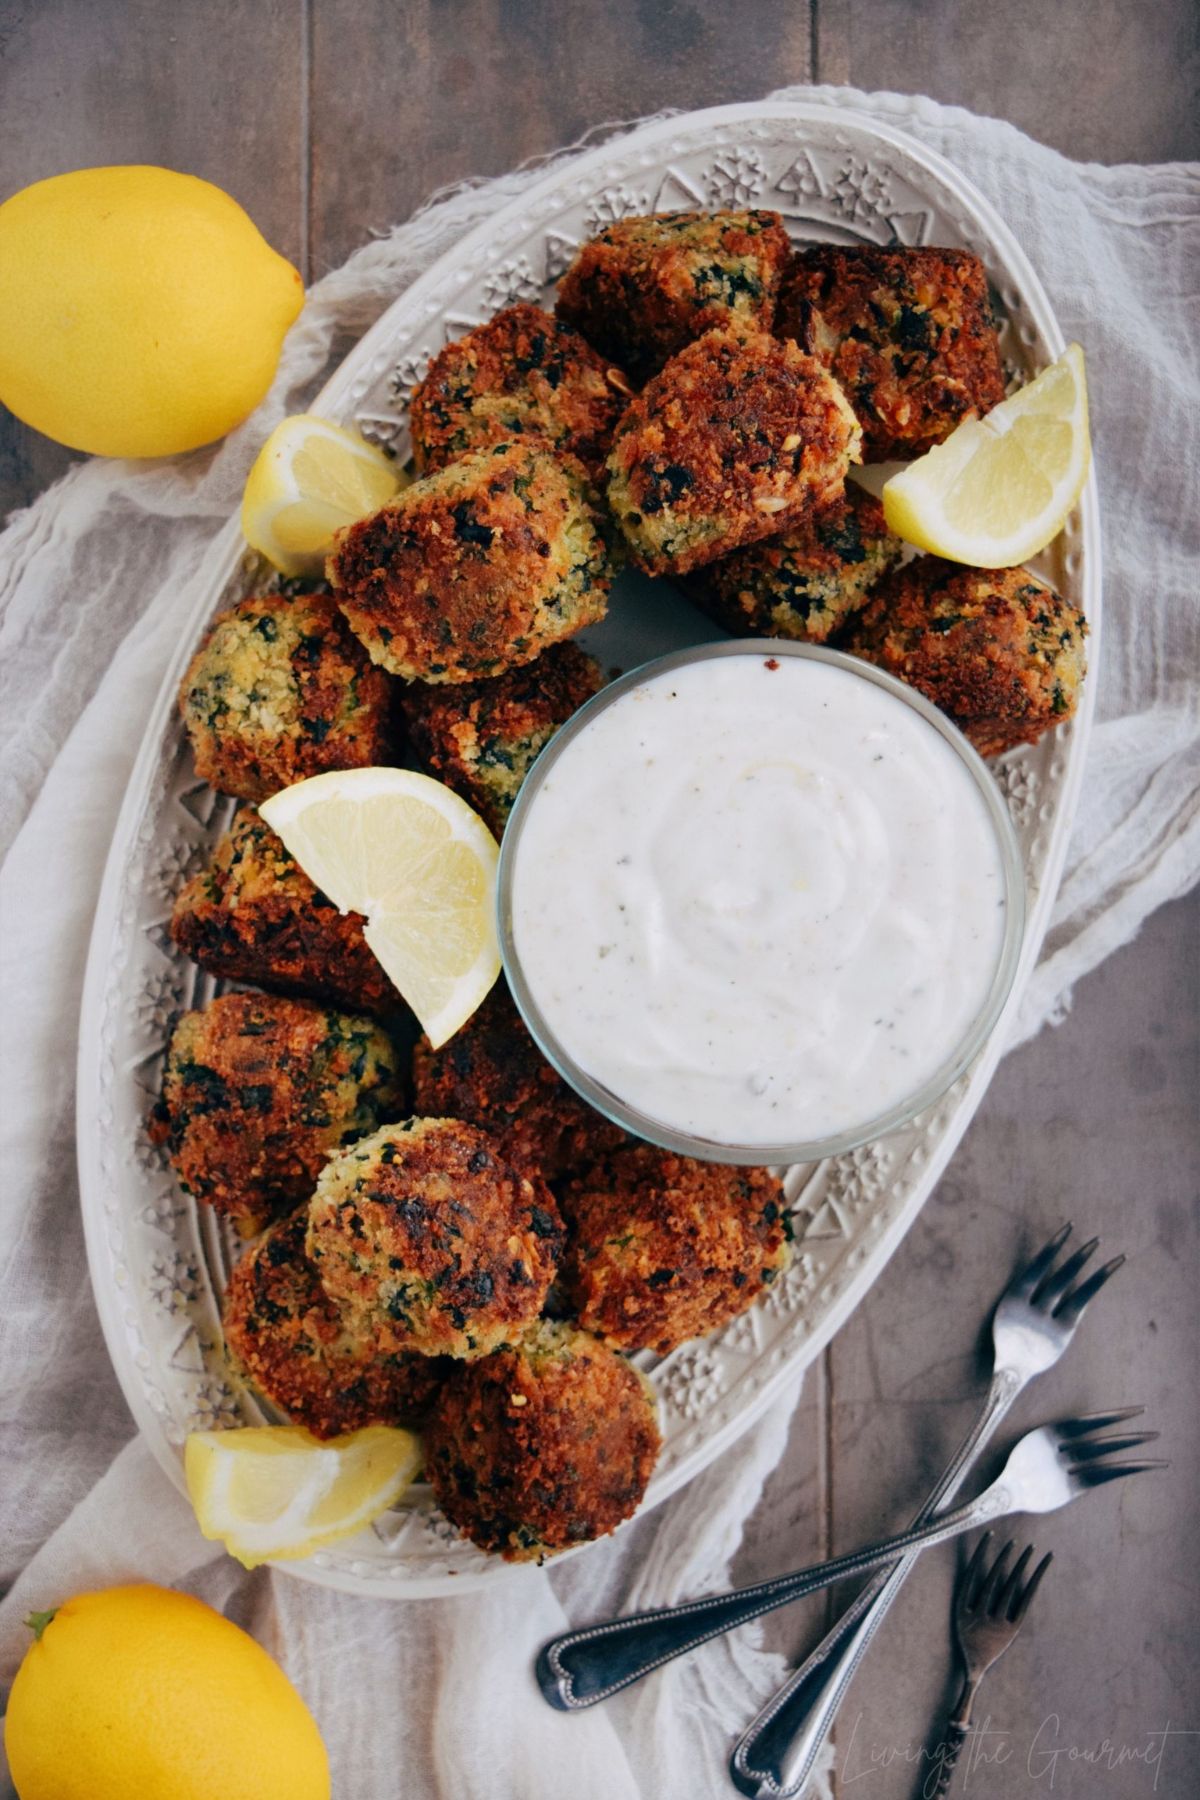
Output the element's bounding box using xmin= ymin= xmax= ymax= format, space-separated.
xmin=307 ymin=0 xmax=815 ymax=272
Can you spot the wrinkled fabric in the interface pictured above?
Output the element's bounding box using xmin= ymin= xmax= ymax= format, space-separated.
xmin=1 ymin=86 xmax=1196 ymax=1800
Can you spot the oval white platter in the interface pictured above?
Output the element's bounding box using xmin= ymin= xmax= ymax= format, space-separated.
xmin=77 ymin=99 xmax=1100 ymax=1598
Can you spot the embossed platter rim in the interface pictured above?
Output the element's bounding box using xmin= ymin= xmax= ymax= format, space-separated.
xmin=76 ymin=99 xmax=1101 ymax=1597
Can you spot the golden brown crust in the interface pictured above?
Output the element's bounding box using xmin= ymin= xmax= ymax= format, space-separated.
xmin=410 ymin=303 xmax=629 ymax=480
xmin=222 ymin=1209 xmax=446 ymax=1437
xmin=328 ymin=440 xmax=613 ymax=684
xmin=560 ymin=1146 xmax=791 ymax=1354
xmin=424 ymin=1320 xmax=661 ymax=1559
xmin=681 ymin=486 xmax=902 ymax=643
xmin=148 ymin=993 xmax=402 ymax=1236
xmin=845 ymin=558 xmax=1088 ymax=756
xmin=605 ymin=326 xmax=861 ymax=576
xmin=400 ymin=643 xmax=604 ymax=837
xmin=178 ymin=592 xmax=393 ymax=802
xmin=775 ymin=246 xmax=1006 ymax=462
xmin=305 ymin=1118 xmax=565 ymax=1360
xmin=557 ymin=209 xmax=792 ymax=382
xmin=170 ymin=808 xmax=403 ymax=1016
xmin=410 ymin=986 xmax=627 ymax=1184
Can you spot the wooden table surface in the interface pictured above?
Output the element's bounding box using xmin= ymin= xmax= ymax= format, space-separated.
xmin=2 ymin=4 xmax=1196 ymax=1796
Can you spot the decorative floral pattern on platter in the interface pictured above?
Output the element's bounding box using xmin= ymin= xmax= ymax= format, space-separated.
xmin=80 ymin=102 xmax=1098 ymax=1597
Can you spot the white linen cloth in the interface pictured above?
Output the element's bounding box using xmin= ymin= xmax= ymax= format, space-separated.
xmin=1 ymin=85 xmax=1196 ymax=1800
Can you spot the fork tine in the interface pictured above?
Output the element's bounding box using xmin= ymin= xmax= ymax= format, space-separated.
xmin=1055 ymin=1406 xmax=1144 ymax=1436
xmin=1009 ymin=1223 xmax=1072 ymax=1296
xmin=1053 ymin=1253 xmax=1125 ymax=1324
xmin=1066 ymin=1431 xmax=1160 ymax=1464
xmin=959 ymin=1530 xmax=993 ymax=1611
xmin=1031 ymin=1236 xmax=1099 ymax=1306
xmin=1075 ymin=1459 xmax=1168 ymax=1487
xmin=994 ymin=1543 xmax=1034 ymax=1616
xmin=1011 ymin=1552 xmax=1053 ymax=1622
xmin=977 ymin=1539 xmax=1015 ymax=1614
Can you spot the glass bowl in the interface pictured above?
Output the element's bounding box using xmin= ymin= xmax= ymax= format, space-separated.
xmin=497 ymin=640 xmax=1026 ymax=1166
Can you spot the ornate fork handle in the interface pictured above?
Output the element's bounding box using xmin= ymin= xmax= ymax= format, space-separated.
xmin=730 ymin=1366 xmax=1023 ymax=1797
xmin=537 ymin=1487 xmax=1009 ymax=1711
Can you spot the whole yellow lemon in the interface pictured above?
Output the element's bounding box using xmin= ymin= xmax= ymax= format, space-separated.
xmin=0 ymin=166 xmax=304 ymax=457
xmin=4 ymin=1583 xmax=330 ymax=1800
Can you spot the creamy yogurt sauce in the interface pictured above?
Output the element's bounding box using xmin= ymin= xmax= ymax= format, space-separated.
xmin=508 ymin=650 xmax=1012 ymax=1150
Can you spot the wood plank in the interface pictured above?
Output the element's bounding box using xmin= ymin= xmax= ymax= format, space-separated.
xmin=830 ymin=0 xmax=1200 ymax=164
xmin=307 ymin=0 xmax=814 ymax=272
xmin=0 ymin=0 xmax=305 ymax=519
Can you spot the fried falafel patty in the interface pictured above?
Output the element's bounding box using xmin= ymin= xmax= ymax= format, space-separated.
xmin=557 ymin=209 xmax=792 ymax=382
xmin=178 ymin=591 xmax=393 ymax=802
xmin=605 ymin=327 xmax=862 ymax=576
xmin=775 ymin=246 xmax=1006 ymax=463
xmin=560 ymin=1146 xmax=791 ymax=1355
xmin=171 ymin=807 xmax=403 ymax=1016
xmin=845 ymin=559 xmax=1087 ymax=756
xmin=411 ymin=986 xmax=628 ymax=1184
xmin=409 ymin=303 xmax=629 ymax=480
xmin=328 ymin=440 xmax=613 ymax=684
xmin=150 ymin=993 xmax=401 ymax=1236
xmin=424 ymin=1319 xmax=661 ymax=1560
xmin=306 ymin=1118 xmax=565 ymax=1360
xmin=222 ymin=1209 xmax=446 ymax=1437
xmin=401 ymin=642 xmax=604 ymax=837
xmin=682 ymin=484 xmax=902 ymax=643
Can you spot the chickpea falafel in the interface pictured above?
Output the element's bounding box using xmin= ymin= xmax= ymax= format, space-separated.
xmin=682 ymin=484 xmax=902 ymax=643
xmin=400 ymin=642 xmax=604 ymax=838
xmin=150 ymin=993 xmax=402 ymax=1236
xmin=845 ymin=558 xmax=1087 ymax=756
xmin=605 ymin=326 xmax=862 ymax=576
xmin=560 ymin=1146 xmax=791 ymax=1355
xmin=410 ymin=986 xmax=627 ymax=1184
xmin=557 ymin=209 xmax=792 ymax=382
xmin=170 ymin=807 xmax=403 ymax=1016
xmin=775 ymin=245 xmax=1007 ymax=463
xmin=305 ymin=1117 xmax=565 ymax=1360
xmin=424 ymin=1319 xmax=661 ymax=1560
xmin=178 ymin=591 xmax=393 ymax=802
xmin=328 ymin=440 xmax=613 ymax=684
xmin=222 ymin=1209 xmax=446 ymax=1438
xmin=410 ymin=302 xmax=629 ymax=481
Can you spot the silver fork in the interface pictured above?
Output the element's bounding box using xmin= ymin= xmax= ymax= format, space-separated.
xmin=536 ymin=1416 xmax=1163 ymax=1711
xmin=728 ymin=1224 xmax=1124 ymax=1798
xmin=919 ymin=1534 xmax=1053 ymax=1800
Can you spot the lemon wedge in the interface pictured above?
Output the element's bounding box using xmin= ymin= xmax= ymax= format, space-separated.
xmin=260 ymin=767 xmax=501 ymax=1047
xmin=882 ymin=344 xmax=1090 ymax=567
xmin=242 ymin=414 xmax=406 ymax=577
xmin=185 ymin=1425 xmax=422 ymax=1569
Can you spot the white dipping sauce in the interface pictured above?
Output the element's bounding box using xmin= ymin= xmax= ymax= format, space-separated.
xmin=509 ymin=652 xmax=1010 ymax=1149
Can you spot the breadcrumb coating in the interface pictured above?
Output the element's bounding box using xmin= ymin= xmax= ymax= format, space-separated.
xmin=306 ymin=1117 xmax=565 ymax=1359
xmin=410 ymin=302 xmax=629 ymax=480
xmin=178 ymin=591 xmax=393 ymax=802
xmin=401 ymin=642 xmax=604 ymax=837
xmin=606 ymin=326 xmax=861 ymax=576
xmin=171 ymin=807 xmax=403 ymax=1016
xmin=558 ymin=209 xmax=792 ymax=382
xmin=775 ymin=245 xmax=1006 ymax=462
xmin=424 ymin=1320 xmax=661 ymax=1560
xmin=149 ymin=993 xmax=401 ymax=1237
xmin=682 ymin=485 xmax=902 ymax=643
xmin=560 ymin=1146 xmax=791 ymax=1354
xmin=329 ymin=440 xmax=613 ymax=683
xmin=222 ymin=1209 xmax=446 ymax=1438
xmin=845 ymin=558 xmax=1087 ymax=756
